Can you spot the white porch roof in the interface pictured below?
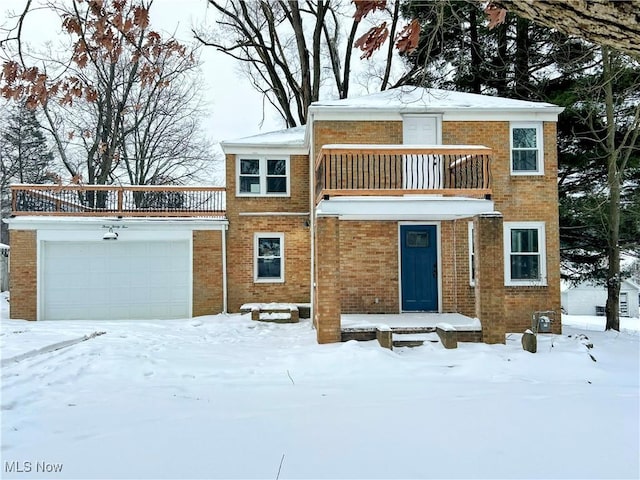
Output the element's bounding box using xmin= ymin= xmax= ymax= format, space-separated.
xmin=315 ymin=195 xmax=494 ymax=221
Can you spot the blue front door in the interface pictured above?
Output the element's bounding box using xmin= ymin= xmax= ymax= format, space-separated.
xmin=401 ymin=225 xmax=438 ymax=311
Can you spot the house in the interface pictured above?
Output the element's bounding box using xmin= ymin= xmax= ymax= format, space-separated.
xmin=562 ymin=279 xmax=640 ymax=318
xmin=0 ymin=242 xmax=9 ymax=292
xmin=6 ymin=86 xmax=564 ymax=344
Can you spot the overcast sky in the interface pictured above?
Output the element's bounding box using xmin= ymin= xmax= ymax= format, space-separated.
xmin=1 ymin=0 xmax=284 ymax=145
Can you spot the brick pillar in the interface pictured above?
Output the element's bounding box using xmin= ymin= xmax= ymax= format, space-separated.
xmin=315 ymin=215 xmax=341 ymax=343
xmin=474 ymin=213 xmax=506 ymax=344
xmin=9 ymin=230 xmax=37 ymax=320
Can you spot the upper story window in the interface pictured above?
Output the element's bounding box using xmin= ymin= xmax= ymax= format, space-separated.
xmin=237 ymin=156 xmax=290 ymax=196
xmin=504 ymin=222 xmax=547 ymax=286
xmin=510 ymin=122 xmax=543 ymax=175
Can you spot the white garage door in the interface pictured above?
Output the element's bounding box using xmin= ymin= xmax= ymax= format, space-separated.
xmin=42 ymin=241 xmax=190 ymax=320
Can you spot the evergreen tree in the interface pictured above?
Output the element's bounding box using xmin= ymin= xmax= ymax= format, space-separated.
xmin=400 ymin=0 xmax=640 ymax=328
xmin=0 ymin=102 xmax=54 ymax=243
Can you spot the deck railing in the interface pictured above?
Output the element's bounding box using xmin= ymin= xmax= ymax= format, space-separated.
xmin=315 ymin=145 xmax=492 ymax=203
xmin=11 ymin=184 xmax=226 ymax=217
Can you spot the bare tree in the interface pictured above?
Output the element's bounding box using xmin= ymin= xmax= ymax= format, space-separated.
xmin=1 ymin=2 xmax=216 ymax=199
xmin=0 ymin=101 xmax=54 ymax=243
xmin=194 ymin=1 xmax=401 ymax=127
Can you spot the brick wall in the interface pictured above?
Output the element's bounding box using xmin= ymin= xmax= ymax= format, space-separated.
xmin=9 ymin=230 xmax=37 ymax=320
xmin=339 ymin=221 xmax=399 ymax=313
xmin=313 ymin=121 xmax=402 ymax=156
xmin=444 ymin=121 xmax=561 ymax=333
xmin=225 ymin=152 xmax=312 ymax=312
xmin=315 ymin=215 xmax=341 ymax=343
xmin=192 ymin=230 xmax=224 ymax=316
xmin=440 ymin=220 xmax=476 ymax=317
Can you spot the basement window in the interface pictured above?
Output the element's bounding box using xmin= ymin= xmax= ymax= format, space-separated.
xmin=254 ymin=233 xmax=284 ymax=283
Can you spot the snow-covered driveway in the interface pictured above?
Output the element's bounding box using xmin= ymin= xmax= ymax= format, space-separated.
xmin=1 ymin=304 xmax=639 ymax=479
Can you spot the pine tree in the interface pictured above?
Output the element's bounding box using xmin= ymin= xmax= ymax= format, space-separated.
xmin=0 ymin=102 xmax=54 ymax=243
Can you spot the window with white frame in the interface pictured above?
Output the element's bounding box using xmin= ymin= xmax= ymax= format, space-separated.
xmin=468 ymin=222 xmax=475 ymax=286
xmin=504 ymin=222 xmax=547 ymax=286
xmin=238 ymin=156 xmax=289 ymax=196
xmin=254 ymin=233 xmax=284 ymax=282
xmin=510 ymin=123 xmax=543 ymax=175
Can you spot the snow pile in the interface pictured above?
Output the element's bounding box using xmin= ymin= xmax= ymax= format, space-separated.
xmin=1 ymin=295 xmax=638 ymax=479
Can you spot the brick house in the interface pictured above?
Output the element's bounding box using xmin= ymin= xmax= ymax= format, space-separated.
xmin=6 ymin=86 xmax=563 ymax=344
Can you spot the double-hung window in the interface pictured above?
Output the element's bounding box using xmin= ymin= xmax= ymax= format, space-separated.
xmin=254 ymin=233 xmax=284 ymax=283
xmin=238 ymin=156 xmax=289 ymax=196
xmin=510 ymin=122 xmax=543 ymax=175
xmin=504 ymin=222 xmax=547 ymax=286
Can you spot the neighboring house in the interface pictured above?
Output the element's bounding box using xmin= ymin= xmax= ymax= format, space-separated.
xmin=6 ymin=86 xmax=564 ymax=344
xmin=0 ymin=242 xmax=9 ymax=292
xmin=562 ymin=280 xmax=640 ymax=318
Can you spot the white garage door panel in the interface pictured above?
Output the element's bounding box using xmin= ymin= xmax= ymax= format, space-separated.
xmin=42 ymin=241 xmax=190 ymax=320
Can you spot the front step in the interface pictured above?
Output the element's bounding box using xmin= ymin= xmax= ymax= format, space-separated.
xmin=393 ymin=332 xmax=440 ymax=348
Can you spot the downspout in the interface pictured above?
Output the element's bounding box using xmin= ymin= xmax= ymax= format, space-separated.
xmin=309 ymin=110 xmax=315 ymax=328
xmin=222 ymin=223 xmax=228 ymax=313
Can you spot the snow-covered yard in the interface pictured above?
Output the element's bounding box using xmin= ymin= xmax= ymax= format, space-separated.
xmin=1 ymin=292 xmax=639 ymax=479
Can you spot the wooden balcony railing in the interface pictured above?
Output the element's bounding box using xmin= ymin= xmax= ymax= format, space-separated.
xmin=315 ymin=144 xmax=492 ymax=203
xmin=11 ymin=184 xmax=226 ymax=217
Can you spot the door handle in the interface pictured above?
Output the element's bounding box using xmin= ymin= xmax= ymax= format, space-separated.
xmin=433 ymin=264 xmax=437 ymax=278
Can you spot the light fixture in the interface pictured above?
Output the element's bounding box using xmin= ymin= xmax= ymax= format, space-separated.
xmin=103 ymin=227 xmax=118 ymax=240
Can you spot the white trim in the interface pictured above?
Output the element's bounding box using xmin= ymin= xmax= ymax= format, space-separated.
xmin=6 ymin=216 xmax=227 ymax=231
xmin=468 ymin=221 xmax=475 ymax=287
xmin=503 ymin=222 xmax=547 ymax=286
xmin=239 ymin=212 xmax=310 ymax=216
xmin=222 ymin=228 xmax=228 ymax=314
xmin=222 ymin=146 xmax=308 ymax=155
xmin=310 ymin=110 xmax=562 ymax=123
xmin=397 ymin=222 xmax=442 ymax=313
xmin=254 ymin=232 xmax=285 ymax=283
xmin=316 ymin=196 xmax=494 ymax=221
xmin=510 ymin=122 xmax=544 ymax=175
xmin=236 ymin=155 xmax=291 ymax=197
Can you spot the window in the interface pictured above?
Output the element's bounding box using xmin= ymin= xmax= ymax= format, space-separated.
xmin=238 ymin=156 xmax=289 ymax=196
xmin=468 ymin=222 xmax=475 ymax=286
xmin=504 ymin=222 xmax=547 ymax=286
xmin=510 ymin=123 xmax=543 ymax=175
xmin=254 ymin=233 xmax=284 ymax=282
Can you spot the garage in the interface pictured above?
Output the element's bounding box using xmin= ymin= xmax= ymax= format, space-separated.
xmin=41 ymin=240 xmax=191 ymax=320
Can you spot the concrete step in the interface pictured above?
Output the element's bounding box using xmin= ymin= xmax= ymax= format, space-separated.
xmin=392 ymin=332 xmax=439 ymax=348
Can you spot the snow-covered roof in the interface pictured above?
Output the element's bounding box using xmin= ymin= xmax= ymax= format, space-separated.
xmin=221 ymin=126 xmax=307 ymax=154
xmin=310 ymin=86 xmax=563 ymax=113
xmin=0 ymin=243 xmax=9 ymax=250
xmin=221 ymin=86 xmax=563 ymax=152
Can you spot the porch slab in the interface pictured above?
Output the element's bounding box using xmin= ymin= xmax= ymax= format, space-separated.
xmin=341 ymin=313 xmax=482 ymax=343
xmin=341 ymin=313 xmax=481 ymax=331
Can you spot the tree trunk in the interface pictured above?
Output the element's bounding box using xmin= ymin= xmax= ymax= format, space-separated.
xmin=469 ymin=6 xmax=482 ymax=94
xmin=494 ymin=0 xmax=640 ymax=59
xmin=602 ymin=46 xmax=621 ymax=331
xmin=514 ymin=16 xmax=529 ymax=99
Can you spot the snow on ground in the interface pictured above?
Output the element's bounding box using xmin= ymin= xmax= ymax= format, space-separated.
xmin=1 ymin=292 xmax=639 ymax=479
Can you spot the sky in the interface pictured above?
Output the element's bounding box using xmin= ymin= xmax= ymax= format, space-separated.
xmin=0 ymin=0 xmax=285 ymax=145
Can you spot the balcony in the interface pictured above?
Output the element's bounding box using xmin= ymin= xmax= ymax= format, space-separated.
xmin=11 ymin=184 xmax=225 ymax=217
xmin=315 ymin=144 xmax=492 ymax=204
